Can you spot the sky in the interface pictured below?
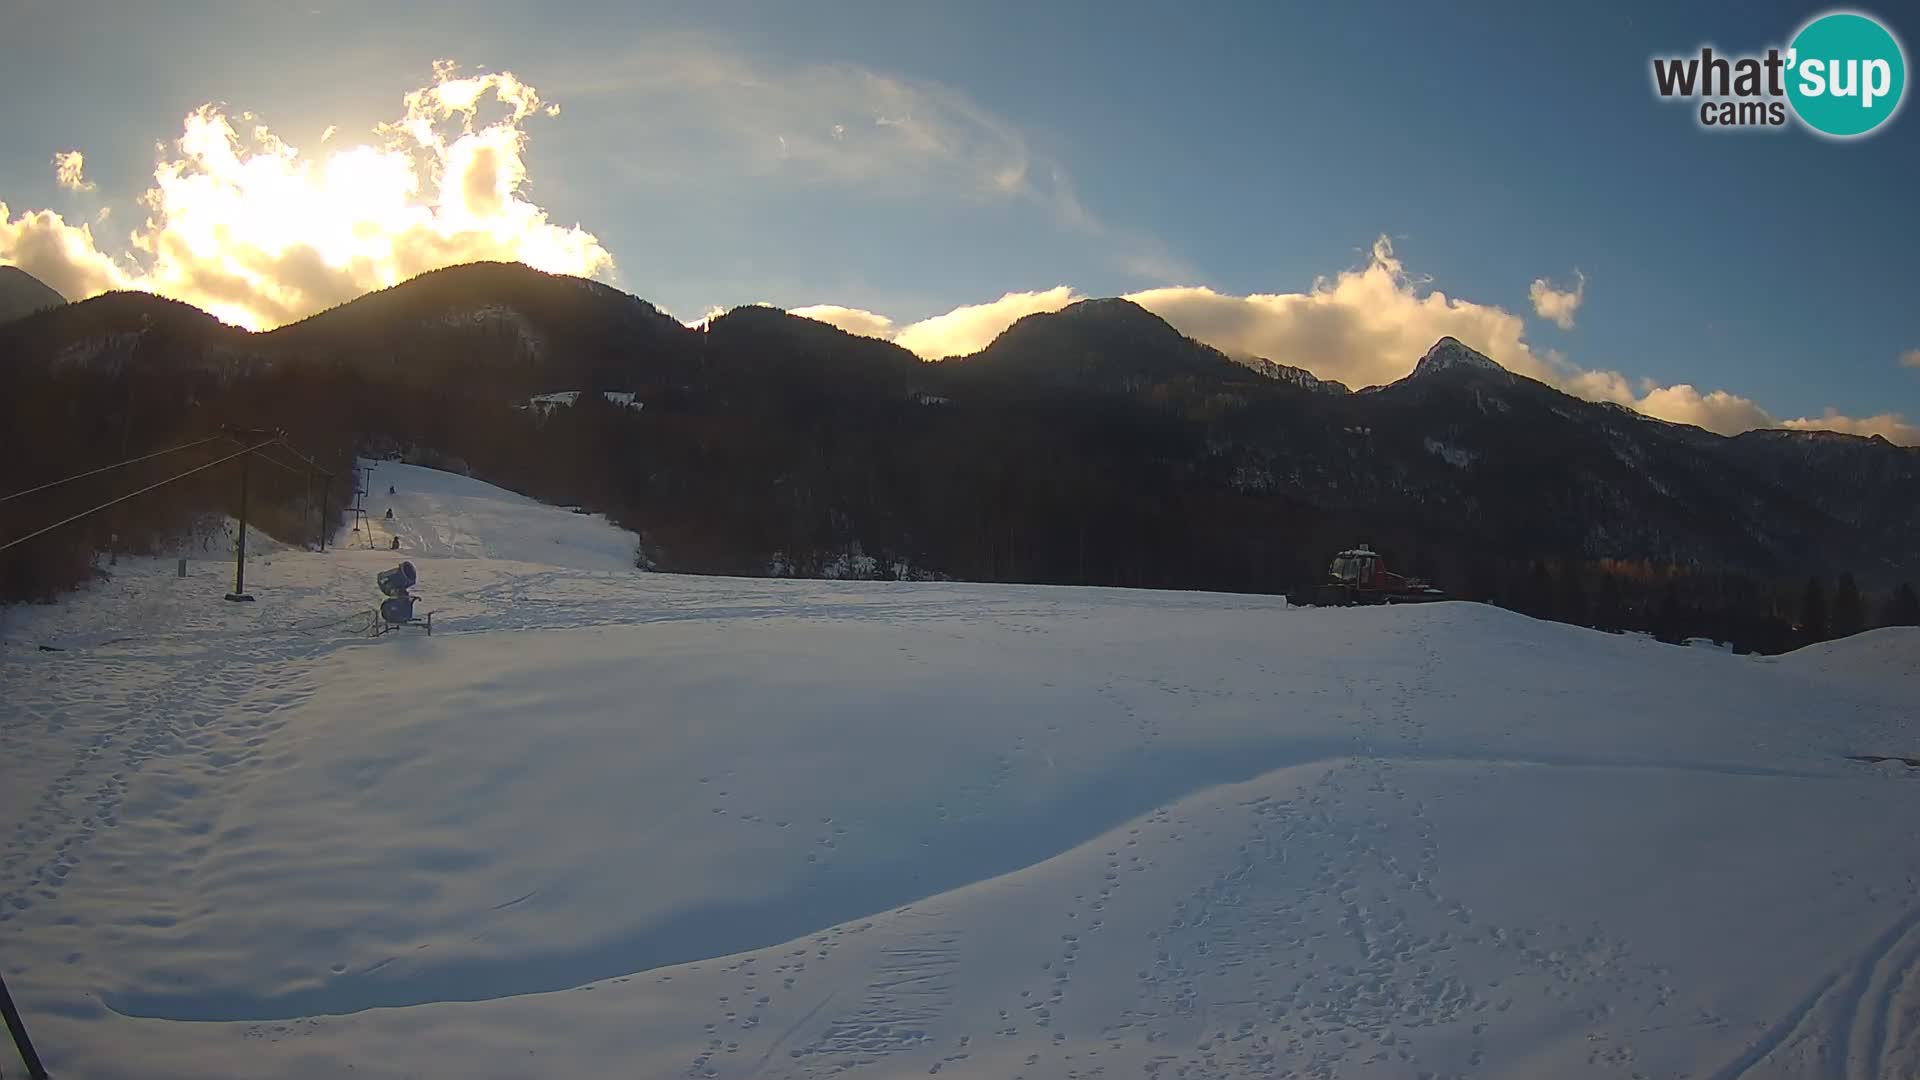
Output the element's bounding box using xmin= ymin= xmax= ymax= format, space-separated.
xmin=1 ymin=0 xmax=1916 ymax=442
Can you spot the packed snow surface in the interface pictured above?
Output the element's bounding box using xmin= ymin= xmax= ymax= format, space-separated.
xmin=2 ymin=462 xmax=1917 ymax=1079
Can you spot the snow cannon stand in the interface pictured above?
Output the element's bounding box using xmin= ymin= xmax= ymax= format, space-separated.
xmin=369 ymin=561 xmax=434 ymax=637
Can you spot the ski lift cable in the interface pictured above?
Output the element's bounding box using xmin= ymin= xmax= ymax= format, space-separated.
xmin=0 ymin=433 xmax=227 ymax=505
xmin=241 ymin=444 xmax=313 ymax=477
xmin=264 ymin=436 xmax=333 ymax=477
xmin=215 ymin=431 xmax=333 ymax=479
xmin=0 ymin=440 xmax=277 ymax=554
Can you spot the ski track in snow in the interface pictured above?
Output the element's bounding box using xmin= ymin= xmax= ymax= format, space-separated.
xmin=1707 ymin=904 xmax=1920 ymax=1080
xmin=3 ymin=461 xmax=1919 ymax=1079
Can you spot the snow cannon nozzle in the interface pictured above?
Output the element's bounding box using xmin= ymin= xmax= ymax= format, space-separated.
xmin=376 ymin=561 xmax=417 ymax=598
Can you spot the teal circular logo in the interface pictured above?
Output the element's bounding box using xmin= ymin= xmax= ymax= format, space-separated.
xmin=1787 ymin=12 xmax=1907 ymax=137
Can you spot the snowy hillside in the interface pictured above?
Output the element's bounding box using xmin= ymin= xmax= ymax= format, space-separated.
xmin=2 ymin=463 xmax=1917 ymax=1079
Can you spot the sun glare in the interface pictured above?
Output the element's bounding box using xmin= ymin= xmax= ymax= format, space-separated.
xmin=0 ymin=60 xmax=610 ymax=330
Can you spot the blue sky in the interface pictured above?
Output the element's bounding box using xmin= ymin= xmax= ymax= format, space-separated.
xmin=0 ymin=0 xmax=1915 ymax=439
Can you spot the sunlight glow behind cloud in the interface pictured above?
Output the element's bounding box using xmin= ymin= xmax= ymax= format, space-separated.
xmin=0 ymin=51 xmax=1904 ymax=444
xmin=0 ymin=60 xmax=611 ymax=329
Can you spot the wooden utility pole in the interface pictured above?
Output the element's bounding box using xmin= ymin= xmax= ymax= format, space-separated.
xmin=217 ymin=425 xmax=281 ymax=603
xmin=225 ymin=448 xmax=253 ymax=602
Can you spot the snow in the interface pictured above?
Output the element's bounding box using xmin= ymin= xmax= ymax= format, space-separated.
xmin=352 ymin=465 xmax=637 ymax=571
xmin=1422 ymin=436 xmax=1478 ymax=469
xmin=1242 ymin=357 xmax=1348 ymax=394
xmin=3 ymin=463 xmax=1919 ymax=1079
xmin=1230 ymin=462 xmax=1276 ymax=493
xmin=1771 ymin=625 xmax=1920 ymax=696
xmin=1408 ymin=337 xmax=1510 ymax=380
xmin=522 ymin=390 xmax=644 ymax=414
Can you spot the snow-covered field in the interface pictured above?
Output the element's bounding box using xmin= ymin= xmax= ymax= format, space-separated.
xmin=2 ymin=462 xmax=1917 ymax=1079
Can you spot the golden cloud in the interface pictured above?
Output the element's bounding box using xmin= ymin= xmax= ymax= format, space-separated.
xmin=1528 ymin=270 xmax=1585 ymax=330
xmin=52 ymin=150 xmax=95 ymax=192
xmin=1779 ymin=410 xmax=1920 ymax=444
xmin=789 ymin=238 xmax=1914 ymax=445
xmin=1 ymin=60 xmax=612 ymax=330
xmin=787 ymin=304 xmax=898 ymax=340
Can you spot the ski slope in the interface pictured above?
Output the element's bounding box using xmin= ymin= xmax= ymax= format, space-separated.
xmin=2 ymin=461 xmax=1917 ymax=1079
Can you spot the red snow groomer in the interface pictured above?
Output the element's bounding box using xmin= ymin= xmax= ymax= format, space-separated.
xmin=1317 ymin=545 xmax=1447 ymax=606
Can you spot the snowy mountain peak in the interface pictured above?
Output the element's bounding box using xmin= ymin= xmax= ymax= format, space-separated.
xmin=1409 ymin=337 xmax=1510 ymax=380
xmin=1241 ymin=355 xmax=1351 ymax=394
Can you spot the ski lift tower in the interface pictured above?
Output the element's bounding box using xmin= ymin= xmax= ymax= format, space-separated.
xmin=349 ymin=464 xmax=374 ymax=549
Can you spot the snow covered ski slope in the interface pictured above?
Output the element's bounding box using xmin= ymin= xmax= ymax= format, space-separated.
xmin=2 ymin=462 xmax=1917 ymax=1079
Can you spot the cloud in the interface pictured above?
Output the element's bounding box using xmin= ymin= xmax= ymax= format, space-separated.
xmin=1903 ymin=348 xmax=1920 ymax=369
xmin=1635 ymin=384 xmax=1776 ymax=434
xmin=1559 ymin=367 xmax=1920 ymax=442
xmin=1779 ymin=410 xmax=1920 ymax=444
xmin=1528 ymin=269 xmax=1585 ymax=330
xmin=0 ymin=60 xmax=612 ymax=329
xmin=1557 ymin=369 xmax=1772 ymax=432
xmin=788 ymin=304 xmax=896 ymax=340
xmin=0 ymin=203 xmax=127 ymax=300
xmin=1126 ymin=238 xmax=1560 ymax=390
xmin=892 ymin=287 xmax=1080 ymax=359
xmin=792 ymin=237 xmax=1915 ymax=444
xmin=563 ymin=44 xmax=1039 ymax=201
xmin=52 ymin=150 xmax=96 ymax=192
xmin=797 ymin=289 xmax=1083 ymax=360
xmin=804 ymin=238 xmax=1562 ymax=392
xmin=558 ymin=39 xmax=1188 ymax=281
xmin=678 ymin=304 xmax=731 ymax=330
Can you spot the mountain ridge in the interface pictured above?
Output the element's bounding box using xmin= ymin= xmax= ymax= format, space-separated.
xmin=0 ymin=264 xmax=68 ymax=325
xmin=0 ymin=261 xmax=1894 ymax=446
xmin=4 ymin=260 xmax=1916 ymax=603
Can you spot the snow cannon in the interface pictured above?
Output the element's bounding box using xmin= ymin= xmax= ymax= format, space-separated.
xmin=376 ymin=561 xmax=417 ymax=599
xmin=370 ymin=561 xmax=432 ymax=636
xmin=379 ymin=594 xmax=416 ymax=625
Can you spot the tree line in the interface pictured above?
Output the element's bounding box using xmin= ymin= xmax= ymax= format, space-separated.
xmin=1467 ymin=557 xmax=1919 ymax=653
